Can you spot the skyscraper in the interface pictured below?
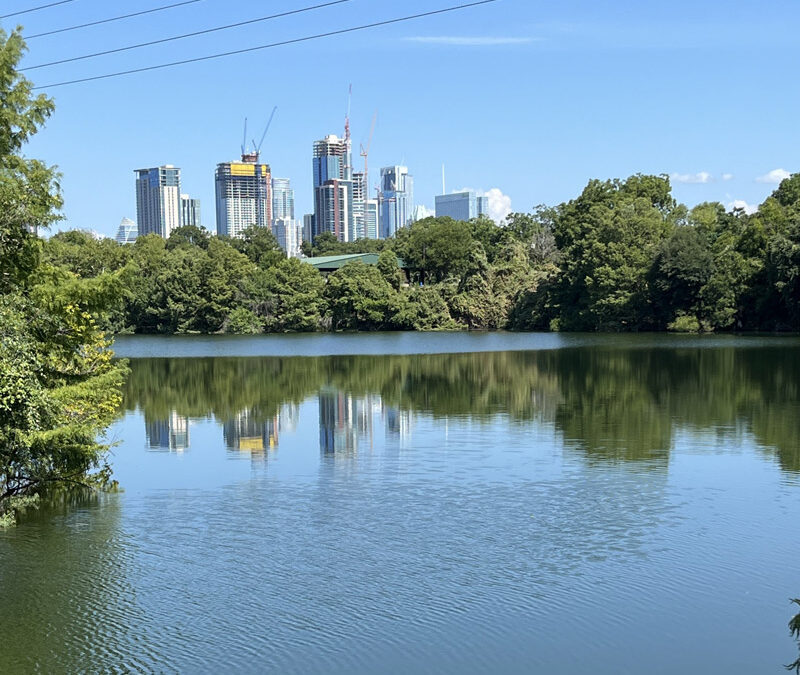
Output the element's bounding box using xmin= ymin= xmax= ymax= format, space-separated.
xmin=312 ymin=134 xmax=353 ymax=242
xmin=352 ymin=171 xmax=366 ymax=241
xmin=115 ymin=217 xmax=138 ymax=244
xmin=378 ymin=166 xmax=413 ymax=239
xmin=273 ymin=218 xmax=303 ymax=258
xmin=365 ymin=199 xmax=378 ymax=240
xmin=215 ymin=160 xmax=272 ymax=238
xmin=135 ymin=165 xmax=181 ymax=238
xmin=303 ymin=214 xmax=314 ymax=244
xmin=271 ymin=177 xmax=295 ymax=222
xmin=434 ymin=190 xmax=488 ymax=221
xmin=180 ymin=195 xmax=201 ymax=227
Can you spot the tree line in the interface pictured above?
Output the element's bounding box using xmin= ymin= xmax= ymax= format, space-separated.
xmin=0 ymin=29 xmax=126 ymax=524
xmin=43 ymin=171 xmax=800 ymax=334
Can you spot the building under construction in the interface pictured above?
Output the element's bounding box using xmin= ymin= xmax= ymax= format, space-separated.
xmin=215 ymin=159 xmax=272 ymax=238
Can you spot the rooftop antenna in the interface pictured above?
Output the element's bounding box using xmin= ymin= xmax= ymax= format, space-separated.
xmin=442 ymin=164 xmax=446 ymax=195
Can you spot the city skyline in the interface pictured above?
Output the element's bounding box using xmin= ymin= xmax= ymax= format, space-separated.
xmin=8 ymin=0 xmax=799 ymax=238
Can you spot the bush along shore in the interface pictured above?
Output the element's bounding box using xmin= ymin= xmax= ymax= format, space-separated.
xmin=45 ymin=173 xmax=800 ymax=335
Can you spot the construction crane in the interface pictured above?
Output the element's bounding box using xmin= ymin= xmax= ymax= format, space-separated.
xmin=240 ymin=106 xmax=278 ymax=163
xmin=240 ymin=117 xmax=248 ymax=157
xmin=360 ymin=110 xmax=377 ymax=194
xmin=344 ymin=83 xmax=352 ymax=146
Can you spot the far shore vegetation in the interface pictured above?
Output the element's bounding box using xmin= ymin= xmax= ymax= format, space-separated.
xmin=44 ymin=171 xmax=800 ymax=335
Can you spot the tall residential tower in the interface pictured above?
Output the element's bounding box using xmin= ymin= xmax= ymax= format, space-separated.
xmin=215 ymin=158 xmax=272 ymax=238
xmin=378 ymin=166 xmax=413 ymax=239
xmin=135 ymin=165 xmax=181 ymax=238
xmin=312 ymin=134 xmax=353 ymax=242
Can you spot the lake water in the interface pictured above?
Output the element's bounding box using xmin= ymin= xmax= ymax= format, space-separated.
xmin=2 ymin=333 xmax=800 ymax=674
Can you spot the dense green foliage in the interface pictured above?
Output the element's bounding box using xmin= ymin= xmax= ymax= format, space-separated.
xmin=46 ymin=171 xmax=800 ymax=333
xmin=789 ymin=599 xmax=800 ymax=673
xmin=0 ymin=29 xmax=126 ymax=524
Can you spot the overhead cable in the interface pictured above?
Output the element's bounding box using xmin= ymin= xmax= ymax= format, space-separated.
xmin=33 ymin=0 xmax=499 ymax=89
xmin=25 ymin=0 xmax=204 ymax=40
xmin=24 ymin=0 xmax=353 ymax=69
xmin=1 ymin=0 xmax=75 ymax=19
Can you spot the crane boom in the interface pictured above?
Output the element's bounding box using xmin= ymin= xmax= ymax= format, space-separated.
xmin=254 ymin=105 xmax=278 ymax=155
xmin=241 ymin=117 xmax=248 ymax=156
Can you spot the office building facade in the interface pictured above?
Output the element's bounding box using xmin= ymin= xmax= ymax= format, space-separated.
xmin=135 ymin=165 xmax=181 ymax=238
xmin=115 ymin=217 xmax=138 ymax=244
xmin=273 ymin=217 xmax=303 ymax=258
xmin=215 ymin=161 xmax=272 ymax=238
xmin=364 ymin=199 xmax=378 ymax=240
xmin=434 ymin=190 xmax=489 ymax=221
xmin=378 ymin=165 xmax=413 ymax=239
xmin=272 ymin=177 xmax=295 ymax=222
xmin=180 ymin=195 xmax=201 ymax=227
xmin=312 ymin=134 xmax=353 ymax=242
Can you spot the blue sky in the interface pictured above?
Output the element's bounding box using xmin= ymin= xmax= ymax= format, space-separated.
xmin=3 ymin=0 xmax=799 ymax=237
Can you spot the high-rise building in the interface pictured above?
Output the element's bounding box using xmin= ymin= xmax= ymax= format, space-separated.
xmin=273 ymin=218 xmax=303 ymax=258
xmin=378 ymin=166 xmax=413 ymax=239
xmin=303 ymin=214 xmax=314 ymax=244
xmin=180 ymin=194 xmax=201 ymax=227
xmin=215 ymin=160 xmax=272 ymax=238
xmin=135 ymin=165 xmax=181 ymax=238
xmin=115 ymin=217 xmax=138 ymax=244
xmin=312 ymin=134 xmax=353 ymax=242
xmin=435 ymin=190 xmax=488 ymax=221
xmin=351 ymin=171 xmax=366 ymax=241
xmin=365 ymin=199 xmax=378 ymax=240
xmin=477 ymin=195 xmax=489 ymax=218
xmin=271 ymin=177 xmax=295 ymax=222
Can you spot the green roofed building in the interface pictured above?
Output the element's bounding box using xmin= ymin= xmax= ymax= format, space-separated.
xmin=303 ymin=252 xmax=406 ymax=274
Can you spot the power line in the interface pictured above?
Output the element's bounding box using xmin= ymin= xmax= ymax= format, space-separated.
xmin=1 ymin=0 xmax=75 ymax=19
xmin=23 ymin=0 xmax=353 ymax=69
xmin=25 ymin=0 xmax=204 ymax=40
xmin=33 ymin=0 xmax=499 ymax=89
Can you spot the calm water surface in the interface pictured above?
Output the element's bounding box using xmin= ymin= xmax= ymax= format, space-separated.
xmin=2 ymin=333 xmax=800 ymax=674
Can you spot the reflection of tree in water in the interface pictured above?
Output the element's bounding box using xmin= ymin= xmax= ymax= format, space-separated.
xmin=122 ymin=344 xmax=800 ymax=472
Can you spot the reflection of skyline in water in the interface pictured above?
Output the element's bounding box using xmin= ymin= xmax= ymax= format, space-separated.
xmin=145 ymin=411 xmax=190 ymax=452
xmin=318 ymin=388 xmax=379 ymax=455
xmin=223 ymin=403 xmax=300 ymax=455
xmin=124 ymin=346 xmax=800 ymax=473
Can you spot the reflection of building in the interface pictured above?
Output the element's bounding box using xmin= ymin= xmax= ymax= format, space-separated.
xmin=223 ymin=404 xmax=299 ymax=452
xmin=318 ymin=389 xmax=375 ymax=454
xmin=385 ymin=406 xmax=414 ymax=447
xmin=145 ymin=411 xmax=189 ymax=451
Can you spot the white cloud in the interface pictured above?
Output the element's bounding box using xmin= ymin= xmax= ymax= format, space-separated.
xmin=404 ymin=36 xmax=535 ymax=46
xmin=722 ymin=173 xmax=734 ymax=181
xmin=756 ymin=168 xmax=791 ymax=184
xmin=483 ymin=188 xmax=512 ymax=223
xmin=727 ymin=199 xmax=757 ymax=215
xmin=411 ymin=205 xmax=434 ymax=221
xmin=670 ymin=171 xmax=712 ymax=184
